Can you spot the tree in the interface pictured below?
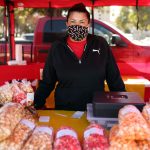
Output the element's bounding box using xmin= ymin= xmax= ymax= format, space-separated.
xmin=14 ymin=8 xmax=66 ymax=36
xmin=0 ymin=7 xmax=4 ymax=38
xmin=14 ymin=8 xmax=46 ymax=36
xmin=116 ymin=6 xmax=150 ymax=32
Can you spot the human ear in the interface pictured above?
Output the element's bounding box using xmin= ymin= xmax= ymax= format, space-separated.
xmin=87 ymin=23 xmax=90 ymax=31
xmin=66 ymin=22 xmax=69 ymax=27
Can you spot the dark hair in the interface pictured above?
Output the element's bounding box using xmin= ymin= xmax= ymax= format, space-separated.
xmin=67 ymin=3 xmax=90 ymax=23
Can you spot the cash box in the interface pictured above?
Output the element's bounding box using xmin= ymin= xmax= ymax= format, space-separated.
xmin=92 ymin=92 xmax=145 ymax=118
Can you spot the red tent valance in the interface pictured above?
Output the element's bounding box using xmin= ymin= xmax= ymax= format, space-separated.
xmin=0 ymin=0 xmax=150 ymax=8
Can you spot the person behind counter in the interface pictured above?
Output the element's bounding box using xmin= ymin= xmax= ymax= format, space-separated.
xmin=34 ymin=3 xmax=126 ymax=111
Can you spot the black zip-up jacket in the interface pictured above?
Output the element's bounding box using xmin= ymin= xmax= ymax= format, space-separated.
xmin=34 ymin=34 xmax=125 ymax=110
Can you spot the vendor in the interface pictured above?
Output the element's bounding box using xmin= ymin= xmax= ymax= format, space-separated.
xmin=34 ymin=3 xmax=125 ymax=111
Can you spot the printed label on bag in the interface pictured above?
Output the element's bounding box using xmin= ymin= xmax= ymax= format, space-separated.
xmin=84 ymin=127 xmax=103 ymax=138
xmin=34 ymin=126 xmax=53 ymax=135
xmin=1 ymin=102 xmax=19 ymax=113
xmin=27 ymin=93 xmax=34 ymax=101
xmin=56 ymin=129 xmax=77 ymax=139
xmin=5 ymin=102 xmax=16 ymax=107
xmin=21 ymin=119 xmax=35 ymax=129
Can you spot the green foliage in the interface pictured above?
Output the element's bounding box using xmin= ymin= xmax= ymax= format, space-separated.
xmin=0 ymin=7 xmax=66 ymax=37
xmin=14 ymin=8 xmax=65 ymax=36
xmin=14 ymin=8 xmax=46 ymax=36
xmin=116 ymin=6 xmax=150 ymax=32
xmin=0 ymin=7 xmax=4 ymax=38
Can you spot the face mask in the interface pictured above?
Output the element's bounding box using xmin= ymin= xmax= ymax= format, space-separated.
xmin=67 ymin=25 xmax=88 ymax=41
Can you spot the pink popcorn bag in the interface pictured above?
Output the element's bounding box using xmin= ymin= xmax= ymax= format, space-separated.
xmin=54 ymin=126 xmax=81 ymax=150
xmin=83 ymin=123 xmax=109 ymax=150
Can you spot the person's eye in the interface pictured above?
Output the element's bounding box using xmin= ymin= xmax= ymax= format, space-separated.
xmin=80 ymin=21 xmax=86 ymax=24
xmin=70 ymin=20 xmax=75 ymax=23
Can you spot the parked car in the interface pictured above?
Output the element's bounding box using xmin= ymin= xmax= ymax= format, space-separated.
xmin=0 ymin=33 xmax=34 ymax=64
xmin=21 ymin=33 xmax=34 ymax=41
xmin=33 ymin=17 xmax=150 ymax=80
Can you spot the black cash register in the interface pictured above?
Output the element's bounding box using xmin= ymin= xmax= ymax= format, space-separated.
xmin=92 ymin=92 xmax=145 ymax=118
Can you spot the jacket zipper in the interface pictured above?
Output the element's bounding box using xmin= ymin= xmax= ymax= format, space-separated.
xmin=67 ymin=44 xmax=87 ymax=64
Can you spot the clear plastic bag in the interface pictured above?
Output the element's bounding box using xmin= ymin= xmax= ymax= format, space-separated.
xmin=109 ymin=125 xmax=138 ymax=150
xmin=137 ymin=140 xmax=150 ymax=149
xmin=0 ymin=102 xmax=24 ymax=141
xmin=142 ymin=103 xmax=150 ymax=126
xmin=54 ymin=126 xmax=81 ymax=150
xmin=83 ymin=123 xmax=109 ymax=150
xmin=0 ymin=119 xmax=35 ymax=150
xmin=11 ymin=83 xmax=26 ymax=104
xmin=118 ymin=105 xmax=150 ymax=140
xmin=19 ymin=79 xmax=33 ymax=93
xmin=22 ymin=126 xmax=53 ymax=150
xmin=0 ymin=83 xmax=13 ymax=104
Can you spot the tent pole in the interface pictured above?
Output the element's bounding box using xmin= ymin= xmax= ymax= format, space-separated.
xmin=49 ymin=1 xmax=53 ymax=32
xmin=3 ymin=4 xmax=8 ymax=64
xmin=91 ymin=0 xmax=95 ymax=35
xmin=6 ymin=0 xmax=15 ymax=60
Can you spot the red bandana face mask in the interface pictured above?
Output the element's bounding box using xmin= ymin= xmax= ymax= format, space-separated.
xmin=67 ymin=25 xmax=88 ymax=41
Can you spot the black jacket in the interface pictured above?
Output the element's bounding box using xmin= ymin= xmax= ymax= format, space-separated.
xmin=34 ymin=34 xmax=125 ymax=110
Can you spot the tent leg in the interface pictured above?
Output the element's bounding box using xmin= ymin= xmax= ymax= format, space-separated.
xmin=91 ymin=0 xmax=95 ymax=35
xmin=6 ymin=0 xmax=15 ymax=60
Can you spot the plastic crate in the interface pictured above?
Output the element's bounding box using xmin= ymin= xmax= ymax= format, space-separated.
xmin=86 ymin=103 xmax=118 ymax=129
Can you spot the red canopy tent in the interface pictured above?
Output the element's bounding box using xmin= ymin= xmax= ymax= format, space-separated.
xmin=0 ymin=0 xmax=150 ymax=60
xmin=1 ymin=0 xmax=150 ymax=8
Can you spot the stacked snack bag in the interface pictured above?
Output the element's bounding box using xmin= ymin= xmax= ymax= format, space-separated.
xmin=142 ymin=103 xmax=150 ymax=126
xmin=0 ymin=117 xmax=36 ymax=150
xmin=83 ymin=123 xmax=109 ymax=150
xmin=0 ymin=79 xmax=34 ymax=106
xmin=0 ymin=102 xmax=24 ymax=142
xmin=22 ymin=126 xmax=53 ymax=150
xmin=0 ymin=102 xmax=54 ymax=150
xmin=109 ymin=104 xmax=150 ymax=149
xmin=109 ymin=125 xmax=138 ymax=150
xmin=0 ymin=83 xmax=13 ymax=104
xmin=11 ymin=82 xmax=27 ymax=104
xmin=53 ymin=126 xmax=81 ymax=150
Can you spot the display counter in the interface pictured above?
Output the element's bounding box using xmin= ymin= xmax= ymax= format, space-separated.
xmin=105 ymin=76 xmax=150 ymax=102
xmin=45 ymin=75 xmax=150 ymax=109
xmin=0 ymin=63 xmax=44 ymax=85
xmin=37 ymin=110 xmax=90 ymax=142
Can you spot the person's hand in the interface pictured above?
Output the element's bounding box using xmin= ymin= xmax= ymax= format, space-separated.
xmin=25 ymin=105 xmax=38 ymax=118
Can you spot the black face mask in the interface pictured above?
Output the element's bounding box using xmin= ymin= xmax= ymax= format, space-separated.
xmin=67 ymin=25 xmax=88 ymax=41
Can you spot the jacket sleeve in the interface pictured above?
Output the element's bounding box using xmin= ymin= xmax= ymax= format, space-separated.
xmin=34 ymin=44 xmax=57 ymax=109
xmin=105 ymin=42 xmax=126 ymax=91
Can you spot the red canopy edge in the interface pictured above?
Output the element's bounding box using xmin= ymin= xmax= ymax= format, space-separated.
xmin=0 ymin=0 xmax=150 ymax=8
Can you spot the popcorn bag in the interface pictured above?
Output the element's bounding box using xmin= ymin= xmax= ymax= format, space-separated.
xmin=0 ymin=119 xmax=35 ymax=150
xmin=22 ymin=126 xmax=53 ymax=150
xmin=23 ymin=107 xmax=38 ymax=122
xmin=137 ymin=140 xmax=150 ymax=149
xmin=0 ymin=83 xmax=13 ymax=104
xmin=53 ymin=126 xmax=81 ymax=150
xmin=19 ymin=79 xmax=34 ymax=93
xmin=83 ymin=123 xmax=109 ymax=150
xmin=11 ymin=83 xmax=26 ymax=105
xmin=26 ymin=92 xmax=34 ymax=106
xmin=117 ymin=105 xmax=150 ymax=140
xmin=109 ymin=125 xmax=138 ymax=150
xmin=0 ymin=102 xmax=24 ymax=141
xmin=142 ymin=103 xmax=150 ymax=126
